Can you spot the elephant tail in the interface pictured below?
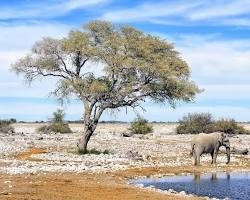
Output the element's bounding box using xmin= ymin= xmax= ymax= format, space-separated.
xmin=190 ymin=144 xmax=195 ymax=157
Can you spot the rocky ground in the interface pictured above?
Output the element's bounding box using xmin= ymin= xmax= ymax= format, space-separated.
xmin=0 ymin=123 xmax=249 ymax=200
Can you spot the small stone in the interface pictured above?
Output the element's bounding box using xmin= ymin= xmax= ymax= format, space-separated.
xmin=122 ymin=132 xmax=133 ymax=137
xmin=0 ymin=191 xmax=9 ymax=195
xmin=135 ymin=184 xmax=144 ymax=188
xmin=4 ymin=180 xmax=11 ymax=184
xmin=179 ymin=191 xmax=186 ymax=195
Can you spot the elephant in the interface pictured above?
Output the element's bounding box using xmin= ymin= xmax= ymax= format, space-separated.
xmin=190 ymin=132 xmax=230 ymax=165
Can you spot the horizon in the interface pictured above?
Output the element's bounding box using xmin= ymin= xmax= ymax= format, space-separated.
xmin=1 ymin=0 xmax=250 ymax=122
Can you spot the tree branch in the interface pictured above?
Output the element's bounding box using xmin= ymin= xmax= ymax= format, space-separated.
xmin=80 ymin=58 xmax=88 ymax=68
xmin=55 ymin=53 xmax=74 ymax=76
xmin=37 ymin=67 xmax=69 ymax=79
xmin=76 ymin=58 xmax=88 ymax=76
xmin=102 ymin=93 xmax=148 ymax=110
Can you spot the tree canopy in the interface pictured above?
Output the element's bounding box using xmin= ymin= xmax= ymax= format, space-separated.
xmin=11 ymin=20 xmax=201 ymax=152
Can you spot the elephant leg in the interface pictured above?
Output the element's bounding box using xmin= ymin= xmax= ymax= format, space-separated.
xmin=196 ymin=154 xmax=201 ymax=165
xmin=194 ymin=151 xmax=201 ymax=165
xmin=210 ymin=153 xmax=214 ymax=164
xmin=193 ymin=150 xmax=198 ymax=165
xmin=212 ymin=151 xmax=218 ymax=164
xmin=194 ymin=156 xmax=198 ymax=165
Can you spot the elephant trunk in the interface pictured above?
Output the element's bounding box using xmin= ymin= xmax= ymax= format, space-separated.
xmin=226 ymin=147 xmax=230 ymax=164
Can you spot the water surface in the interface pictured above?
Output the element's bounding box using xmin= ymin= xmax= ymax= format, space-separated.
xmin=131 ymin=172 xmax=250 ymax=200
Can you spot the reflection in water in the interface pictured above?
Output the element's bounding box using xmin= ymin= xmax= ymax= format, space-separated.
xmin=193 ymin=173 xmax=200 ymax=182
xmin=131 ymin=172 xmax=249 ymax=200
xmin=193 ymin=172 xmax=230 ymax=182
xmin=211 ymin=173 xmax=217 ymax=181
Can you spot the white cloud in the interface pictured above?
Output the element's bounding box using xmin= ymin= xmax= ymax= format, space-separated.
xmin=187 ymin=1 xmax=250 ymax=20
xmin=198 ymin=84 xmax=250 ymax=100
xmin=171 ymin=35 xmax=250 ymax=84
xmin=0 ymin=23 xmax=70 ymax=74
xmin=0 ymin=79 xmax=58 ymax=98
xmin=153 ymin=33 xmax=250 ymax=85
xmin=102 ymin=1 xmax=200 ymax=22
xmin=101 ymin=0 xmax=250 ymax=26
xmin=0 ymin=23 xmax=71 ymax=97
xmin=0 ymin=103 xmax=58 ymax=116
xmin=0 ymin=23 xmax=70 ymax=51
xmin=0 ymin=51 xmax=27 ymax=71
xmin=0 ymin=0 xmax=109 ymax=20
xmin=220 ymin=18 xmax=250 ymax=26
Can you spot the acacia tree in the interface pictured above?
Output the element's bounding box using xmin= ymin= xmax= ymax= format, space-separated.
xmin=11 ymin=20 xmax=201 ymax=153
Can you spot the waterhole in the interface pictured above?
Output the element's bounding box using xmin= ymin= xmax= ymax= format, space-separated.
xmin=131 ymin=172 xmax=250 ymax=200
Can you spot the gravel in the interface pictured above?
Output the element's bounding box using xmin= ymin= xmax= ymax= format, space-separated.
xmin=0 ymin=123 xmax=249 ymax=175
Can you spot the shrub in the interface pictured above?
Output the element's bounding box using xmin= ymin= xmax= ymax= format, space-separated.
xmin=0 ymin=119 xmax=15 ymax=133
xmin=37 ymin=123 xmax=72 ymax=134
xmin=176 ymin=112 xmax=214 ymax=134
xmin=37 ymin=109 xmax=72 ymax=134
xmin=129 ymin=116 xmax=153 ymax=134
xmin=9 ymin=118 xmax=17 ymax=123
xmin=176 ymin=113 xmax=250 ymax=135
xmin=213 ymin=118 xmax=250 ymax=134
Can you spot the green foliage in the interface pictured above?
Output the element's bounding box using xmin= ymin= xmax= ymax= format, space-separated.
xmin=129 ymin=116 xmax=153 ymax=134
xmin=37 ymin=109 xmax=72 ymax=134
xmin=76 ymin=148 xmax=110 ymax=155
xmin=213 ymin=119 xmax=250 ymax=134
xmin=176 ymin=113 xmax=250 ymax=135
xmin=0 ymin=119 xmax=15 ymax=133
xmin=53 ymin=109 xmax=65 ymax=123
xmin=176 ymin=113 xmax=214 ymax=134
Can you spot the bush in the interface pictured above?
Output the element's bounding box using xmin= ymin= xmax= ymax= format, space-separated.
xmin=37 ymin=123 xmax=72 ymax=134
xmin=176 ymin=112 xmax=214 ymax=134
xmin=37 ymin=109 xmax=72 ymax=134
xmin=213 ymin=119 xmax=250 ymax=134
xmin=129 ymin=116 xmax=153 ymax=134
xmin=176 ymin=113 xmax=250 ymax=135
xmin=9 ymin=118 xmax=17 ymax=123
xmin=0 ymin=119 xmax=15 ymax=133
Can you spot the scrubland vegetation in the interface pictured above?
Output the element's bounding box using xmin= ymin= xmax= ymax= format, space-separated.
xmin=176 ymin=112 xmax=250 ymax=134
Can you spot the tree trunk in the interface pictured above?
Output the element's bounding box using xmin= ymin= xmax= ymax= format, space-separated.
xmin=77 ymin=124 xmax=97 ymax=154
xmin=77 ymin=103 xmax=104 ymax=154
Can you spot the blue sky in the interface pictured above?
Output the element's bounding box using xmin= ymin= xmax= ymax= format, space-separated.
xmin=1 ymin=0 xmax=250 ymax=122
